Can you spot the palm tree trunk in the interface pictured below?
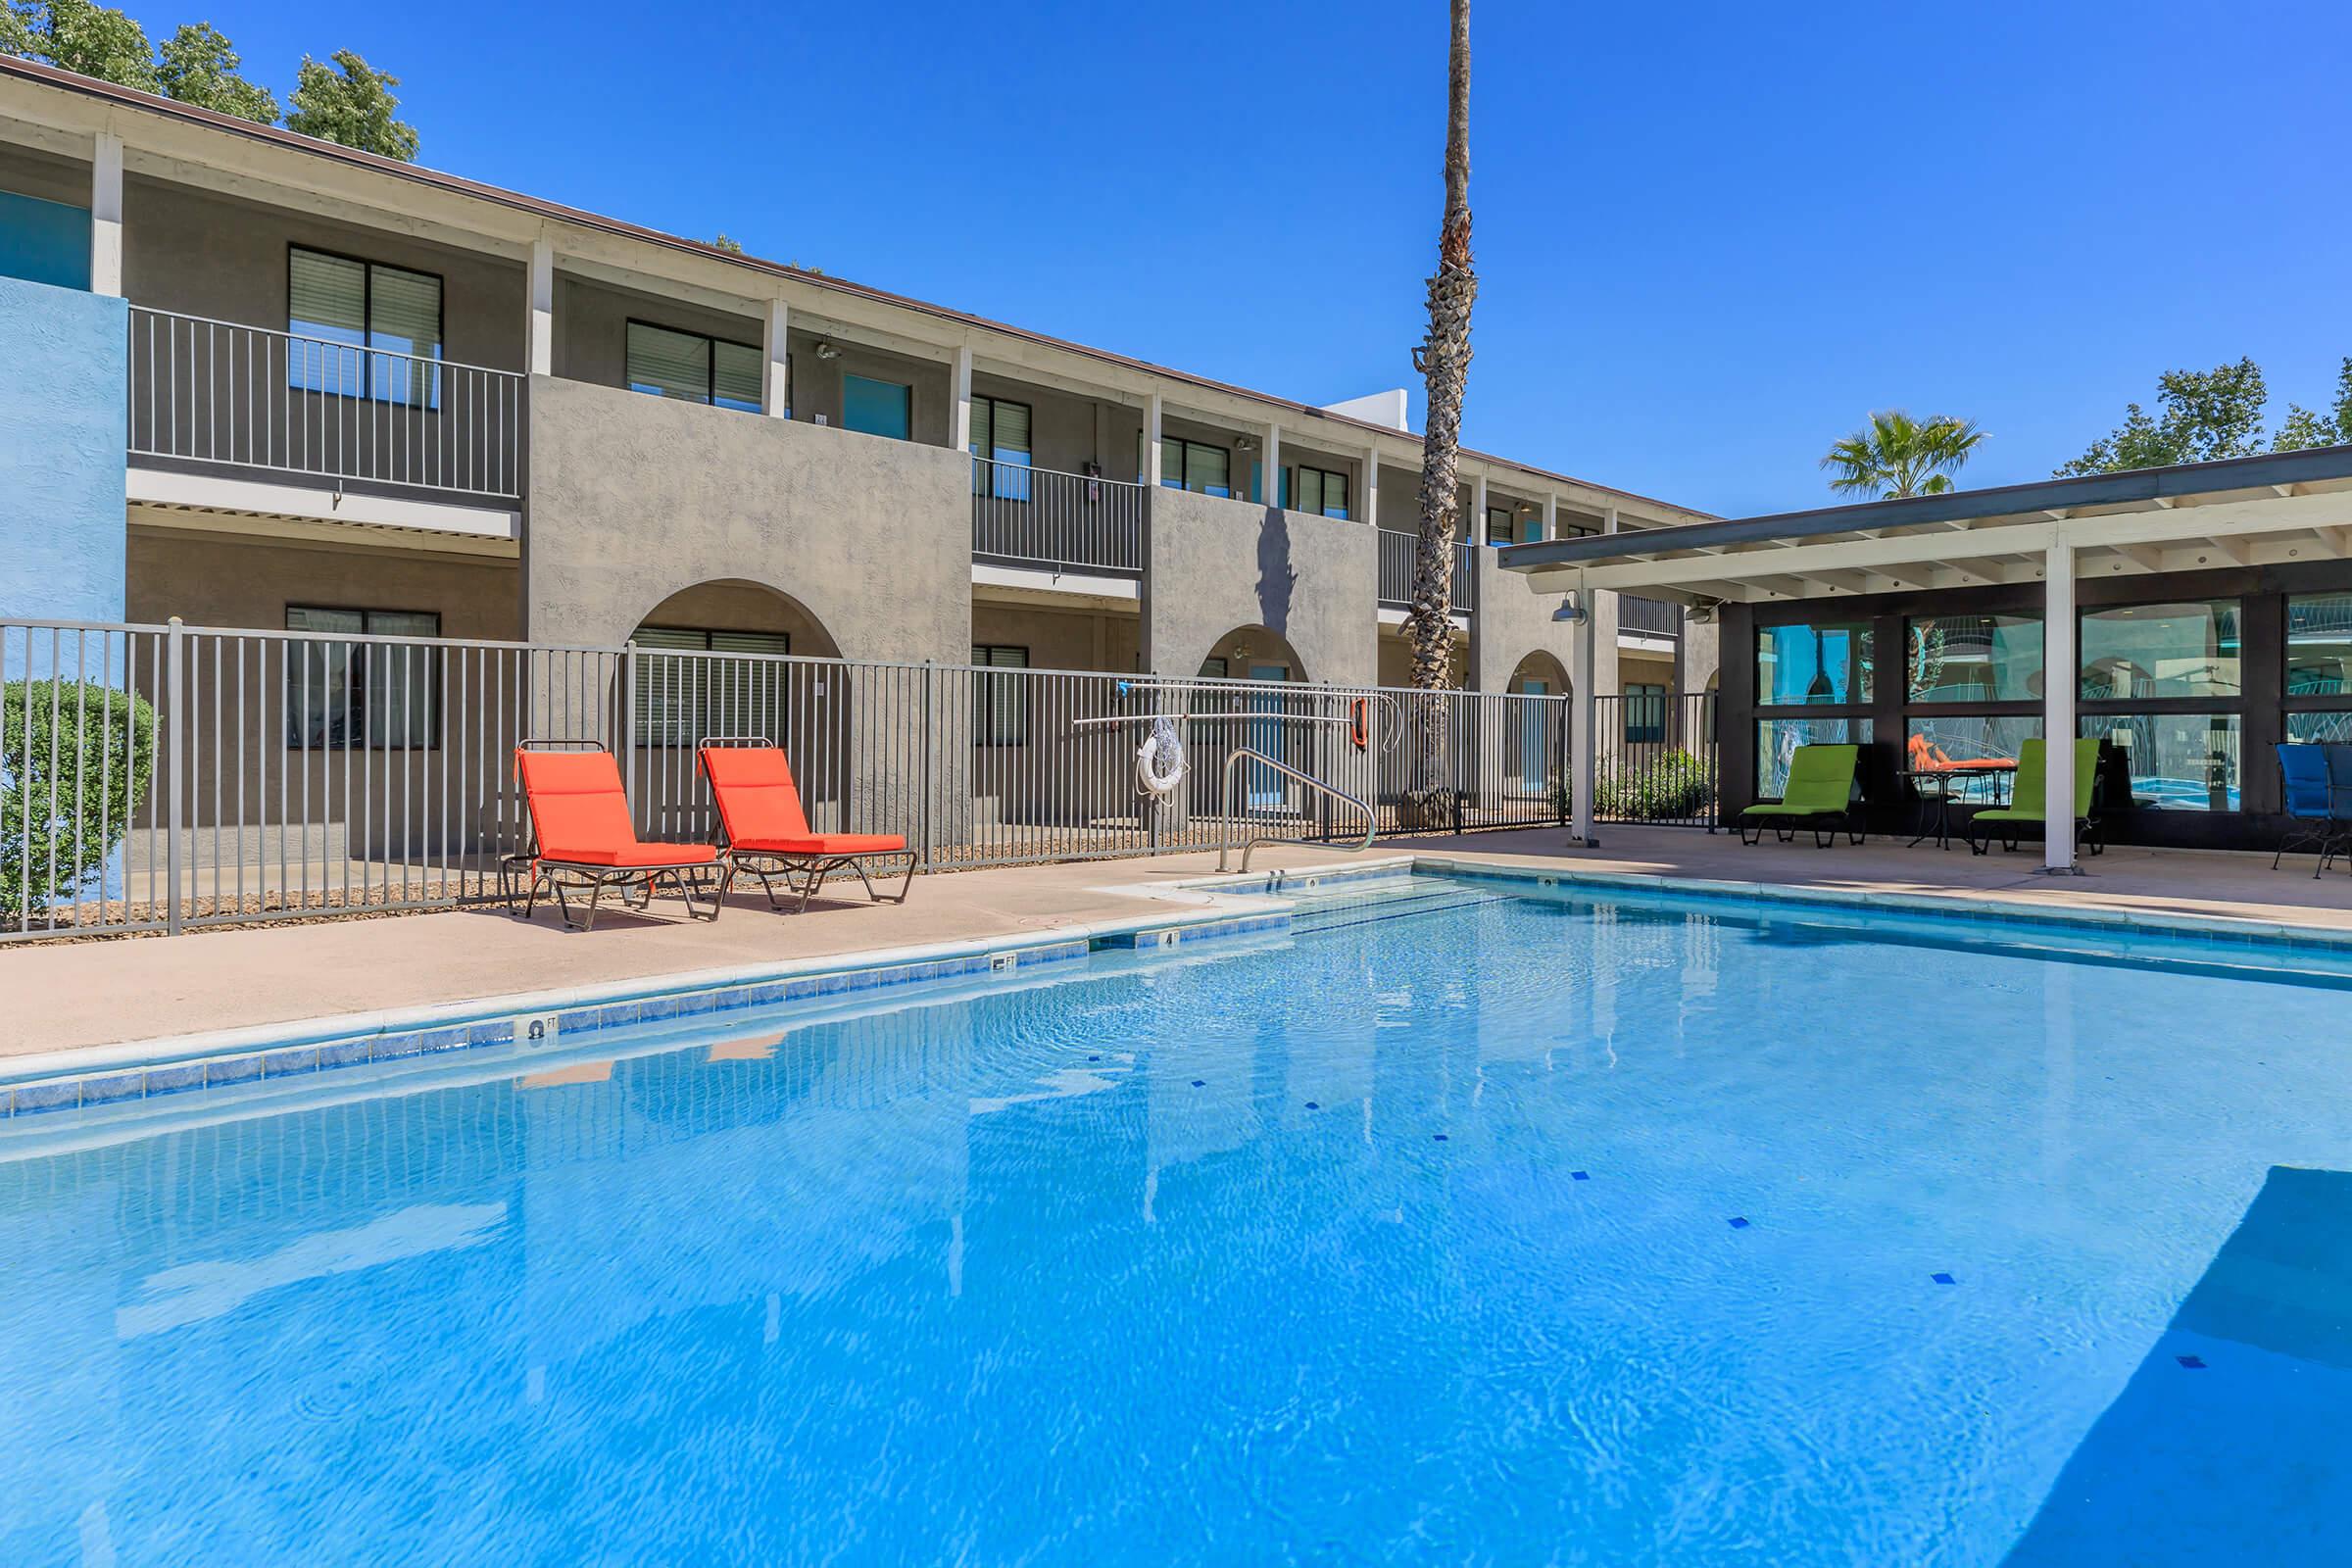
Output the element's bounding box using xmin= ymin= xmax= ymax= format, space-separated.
xmin=1402 ymin=0 xmax=1476 ymax=826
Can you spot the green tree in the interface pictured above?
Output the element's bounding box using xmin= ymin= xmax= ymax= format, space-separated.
xmin=2273 ymin=358 xmax=2352 ymax=453
xmin=2 ymin=679 xmax=157 ymax=918
xmin=1820 ymin=411 xmax=1986 ymax=499
xmin=2056 ymin=358 xmax=2269 ymax=475
xmin=285 ymin=49 xmax=416 ymax=160
xmin=155 ymin=21 xmax=275 ymax=122
xmin=4 ymin=1 xmax=159 ymax=90
xmin=710 ymin=232 xmax=744 ymax=254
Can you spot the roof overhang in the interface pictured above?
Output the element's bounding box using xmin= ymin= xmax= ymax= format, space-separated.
xmin=1501 ymin=447 xmax=2352 ymax=606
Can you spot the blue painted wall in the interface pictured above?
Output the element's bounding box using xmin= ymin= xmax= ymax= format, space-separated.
xmin=0 ymin=190 xmax=91 ymax=291
xmin=0 ymin=274 xmax=126 ymax=628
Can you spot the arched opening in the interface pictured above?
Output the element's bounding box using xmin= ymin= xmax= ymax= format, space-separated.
xmin=1195 ymin=625 xmax=1315 ymax=817
xmin=621 ymin=579 xmax=853 ymax=842
xmin=1196 ymin=624 xmax=1308 ymax=685
xmin=1500 ymin=650 xmax=1572 ymax=800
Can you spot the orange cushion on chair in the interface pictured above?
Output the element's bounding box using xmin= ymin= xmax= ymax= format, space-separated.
xmin=700 ymin=745 xmax=817 ymax=845
xmin=517 ymin=748 xmax=718 ymax=868
xmin=732 ymin=833 xmax=906 ymax=857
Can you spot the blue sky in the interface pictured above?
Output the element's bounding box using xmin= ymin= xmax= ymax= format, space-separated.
xmin=199 ymin=0 xmax=2350 ymax=517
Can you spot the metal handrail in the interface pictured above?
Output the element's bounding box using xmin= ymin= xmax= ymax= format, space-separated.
xmin=1217 ymin=746 xmax=1377 ymax=872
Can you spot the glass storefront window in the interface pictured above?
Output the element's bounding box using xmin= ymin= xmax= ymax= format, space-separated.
xmin=2285 ymin=593 xmax=2352 ymax=697
xmin=1904 ymin=715 xmax=2040 ymax=804
xmin=1756 ymin=622 xmax=1873 ymax=707
xmin=2285 ymin=711 xmax=2352 ymax=745
xmin=2082 ymin=712 xmax=2240 ymax=811
xmin=1756 ymin=717 xmax=1872 ymax=797
xmin=1907 ymin=614 xmax=2041 ymax=703
xmin=2080 ymin=601 xmax=2240 ymax=700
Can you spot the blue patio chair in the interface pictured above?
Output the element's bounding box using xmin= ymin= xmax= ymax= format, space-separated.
xmin=2324 ymin=745 xmax=2352 ymax=872
xmin=2274 ymin=743 xmax=2343 ymax=877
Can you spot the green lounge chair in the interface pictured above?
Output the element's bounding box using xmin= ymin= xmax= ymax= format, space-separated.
xmin=1967 ymin=737 xmax=2103 ymax=856
xmin=1739 ymin=743 xmax=1862 ymax=847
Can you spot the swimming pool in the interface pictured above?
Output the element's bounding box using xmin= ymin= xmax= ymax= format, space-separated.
xmin=3 ymin=874 xmax=2348 ymax=1564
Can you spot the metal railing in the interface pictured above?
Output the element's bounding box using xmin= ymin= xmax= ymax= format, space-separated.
xmin=1375 ymin=529 xmax=1478 ymax=612
xmin=1217 ymin=747 xmax=1375 ymax=871
xmin=971 ymin=459 xmax=1146 ymax=575
xmin=2 ymin=616 xmax=1618 ymax=941
xmin=1617 ymin=595 xmax=1684 ymax=639
xmin=127 ymin=306 xmax=525 ymax=501
xmin=1591 ymin=692 xmax=1719 ymax=827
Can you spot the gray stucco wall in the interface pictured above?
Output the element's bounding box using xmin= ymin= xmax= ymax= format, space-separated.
xmin=125 ymin=530 xmax=519 ymax=636
xmin=1142 ymin=491 xmax=1376 ymax=686
xmin=0 ymin=275 xmax=124 ymax=627
xmin=524 ymin=373 xmax=968 ymax=661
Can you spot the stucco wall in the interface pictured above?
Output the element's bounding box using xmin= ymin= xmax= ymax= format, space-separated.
xmin=1142 ymin=491 xmax=1377 ymax=686
xmin=524 ymin=373 xmax=968 ymax=661
xmin=125 ymin=530 xmax=520 ymax=636
xmin=0 ymin=275 xmax=125 ymax=627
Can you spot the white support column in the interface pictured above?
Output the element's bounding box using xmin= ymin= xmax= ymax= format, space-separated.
xmin=1570 ymin=577 xmax=1598 ymax=846
xmin=1143 ymin=391 xmax=1163 ymax=487
xmin=2043 ymin=536 xmax=2080 ymax=873
xmin=1472 ymin=471 xmax=1489 ymax=545
xmin=1262 ymin=420 xmax=1281 ymax=508
xmin=1604 ymin=505 xmax=1620 ymax=535
xmin=950 ymin=343 xmax=974 ymax=453
xmin=89 ymin=131 xmax=122 ymax=297
xmin=1362 ymin=445 xmax=1381 ymax=528
xmin=761 ymin=297 xmax=790 ymax=416
xmin=1543 ymin=492 xmax=1559 ymax=542
xmin=526 ymin=235 xmax=554 ymax=377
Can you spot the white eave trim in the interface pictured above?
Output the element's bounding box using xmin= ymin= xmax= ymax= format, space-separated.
xmin=126 ymin=467 xmax=520 ymax=545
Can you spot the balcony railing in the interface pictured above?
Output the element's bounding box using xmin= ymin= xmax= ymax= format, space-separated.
xmin=971 ymin=459 xmax=1145 ymax=575
xmin=1618 ymin=595 xmax=1684 ymax=639
xmin=1376 ymin=528 xmax=1478 ymax=613
xmin=127 ymin=306 xmax=524 ymax=502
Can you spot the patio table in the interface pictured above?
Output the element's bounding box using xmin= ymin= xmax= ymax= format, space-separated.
xmin=1902 ymin=762 xmax=2016 ymax=850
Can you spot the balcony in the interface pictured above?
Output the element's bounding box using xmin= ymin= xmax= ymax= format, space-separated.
xmin=970 ymin=458 xmax=1146 ymax=576
xmin=1618 ymin=594 xmax=1684 ymax=640
xmin=1376 ymin=528 xmax=1477 ymax=613
xmin=127 ymin=306 xmax=524 ymax=505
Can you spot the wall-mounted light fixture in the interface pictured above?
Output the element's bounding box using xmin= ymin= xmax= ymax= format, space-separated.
xmin=814 ymin=341 xmax=843 ymax=361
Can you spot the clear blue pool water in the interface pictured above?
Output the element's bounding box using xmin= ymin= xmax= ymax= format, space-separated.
xmin=4 ymin=876 xmax=2352 ymax=1565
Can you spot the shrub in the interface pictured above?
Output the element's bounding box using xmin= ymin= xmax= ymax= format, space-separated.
xmin=1556 ymin=748 xmax=1718 ymax=822
xmin=1 ymin=679 xmax=158 ymax=915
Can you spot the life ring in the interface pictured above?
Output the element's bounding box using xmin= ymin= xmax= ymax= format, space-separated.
xmin=1349 ymin=698 xmax=1369 ymax=752
xmin=1136 ymin=720 xmax=1187 ymax=797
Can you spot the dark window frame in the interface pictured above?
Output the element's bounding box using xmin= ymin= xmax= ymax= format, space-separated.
xmin=624 ymin=318 xmax=766 ymax=413
xmin=971 ymin=644 xmax=1030 ymax=748
xmin=285 ymin=243 xmax=446 ymax=408
xmin=282 ymin=604 xmax=443 ymax=751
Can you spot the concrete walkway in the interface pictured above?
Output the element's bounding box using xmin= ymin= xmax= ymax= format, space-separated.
xmin=5 ymin=827 xmax=2349 ymax=1060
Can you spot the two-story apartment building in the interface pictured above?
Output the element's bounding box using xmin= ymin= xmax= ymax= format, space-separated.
xmin=0 ymin=56 xmax=1714 ymax=727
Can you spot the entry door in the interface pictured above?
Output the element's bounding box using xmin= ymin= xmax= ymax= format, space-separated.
xmin=1247 ymin=663 xmax=1290 ymax=811
xmin=1517 ymin=677 xmax=1550 ymax=792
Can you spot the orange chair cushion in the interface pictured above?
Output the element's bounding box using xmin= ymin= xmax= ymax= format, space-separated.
xmin=732 ymin=833 xmax=906 ymax=858
xmin=700 ymin=745 xmax=816 ymax=844
xmin=517 ymin=749 xmax=716 ymax=868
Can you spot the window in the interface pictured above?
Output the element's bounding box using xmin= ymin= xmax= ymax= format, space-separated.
xmin=283 ymin=607 xmax=441 ymax=748
xmin=1485 ymin=506 xmax=1520 ymax=548
xmin=625 ymin=320 xmax=763 ymax=413
xmin=630 ymin=626 xmax=791 ymax=747
xmin=1905 ymin=715 xmax=2040 ymax=804
xmin=288 ymin=246 xmax=442 ymax=407
xmin=1158 ymin=437 xmax=1231 ymax=497
xmin=844 ymin=373 xmax=912 ymax=439
xmin=1624 ymin=683 xmax=1667 ymax=744
xmin=1756 ymin=717 xmax=1873 ymax=798
xmin=2080 ymin=601 xmax=2240 ymax=700
xmin=2083 ymin=713 xmax=2239 ymax=811
xmin=1294 ymin=465 xmax=1350 ymax=520
xmin=1756 ymin=621 xmax=1874 ymax=707
xmin=1198 ymin=657 xmax=1229 ymax=679
xmin=2285 ymin=593 xmax=2352 ymax=697
xmin=971 ymin=395 xmax=1032 ymax=500
xmin=1907 ymin=613 xmax=2042 ymax=703
xmin=973 ymin=645 xmax=1029 ymax=746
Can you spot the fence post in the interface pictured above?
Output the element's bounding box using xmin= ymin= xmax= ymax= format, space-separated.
xmin=164 ymin=616 xmax=184 ymax=936
xmin=919 ymin=660 xmax=935 ymax=871
xmin=619 ymin=641 xmax=638 ymax=832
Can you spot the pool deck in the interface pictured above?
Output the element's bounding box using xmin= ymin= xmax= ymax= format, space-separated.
xmin=6 ymin=827 xmax=2350 ymax=1064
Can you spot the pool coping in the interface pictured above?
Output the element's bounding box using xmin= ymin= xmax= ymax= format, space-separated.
xmin=7 ymin=849 xmax=2349 ymax=1118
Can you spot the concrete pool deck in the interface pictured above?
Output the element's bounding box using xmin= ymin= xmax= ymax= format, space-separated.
xmin=6 ymin=826 xmax=2352 ymax=1063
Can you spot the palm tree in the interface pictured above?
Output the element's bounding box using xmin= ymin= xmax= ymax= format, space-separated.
xmin=1401 ymin=0 xmax=1476 ymax=823
xmin=1820 ymin=412 xmax=1985 ymax=499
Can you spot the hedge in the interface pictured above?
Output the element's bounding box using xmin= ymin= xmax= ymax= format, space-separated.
xmin=1 ymin=679 xmax=159 ymax=915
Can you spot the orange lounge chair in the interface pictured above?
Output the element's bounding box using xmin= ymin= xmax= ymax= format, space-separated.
xmin=505 ymin=742 xmax=729 ymax=930
xmin=699 ymin=740 xmax=914 ymax=912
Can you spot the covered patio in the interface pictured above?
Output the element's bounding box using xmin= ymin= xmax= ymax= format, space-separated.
xmin=1504 ymin=447 xmax=2352 ymax=873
